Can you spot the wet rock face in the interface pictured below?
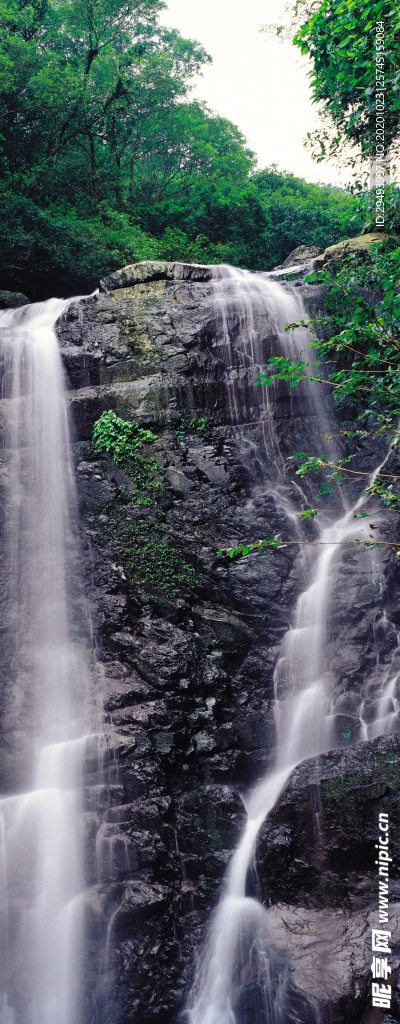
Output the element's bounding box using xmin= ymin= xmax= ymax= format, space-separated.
xmin=58 ymin=260 xmax=327 ymax=440
xmin=255 ymin=736 xmax=400 ymax=1024
xmin=58 ymin=262 xmax=400 ymax=1024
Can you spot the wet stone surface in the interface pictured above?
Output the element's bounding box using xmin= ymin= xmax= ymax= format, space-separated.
xmin=56 ymin=262 xmax=400 ymax=1024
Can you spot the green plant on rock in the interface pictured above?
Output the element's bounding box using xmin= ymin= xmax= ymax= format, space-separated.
xmin=172 ymin=416 xmax=213 ymax=441
xmin=92 ymin=410 xmax=199 ymax=597
xmin=118 ymin=519 xmax=199 ymax=595
xmin=373 ymin=749 xmax=400 ymax=793
xmin=92 ymin=411 xmax=159 ymax=487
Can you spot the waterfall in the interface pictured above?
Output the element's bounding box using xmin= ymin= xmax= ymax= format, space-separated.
xmin=0 ymin=299 xmax=98 ymax=1024
xmin=187 ymin=266 xmax=397 ymax=1024
xmin=211 ymin=265 xmax=327 ymax=448
xmin=0 ymin=268 xmax=396 ymax=1024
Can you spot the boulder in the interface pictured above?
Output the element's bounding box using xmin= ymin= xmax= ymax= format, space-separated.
xmin=99 ymin=260 xmax=213 ymax=292
xmin=0 ymin=289 xmax=31 ymax=308
xmin=279 ymin=245 xmax=324 ymax=269
xmin=314 ymin=232 xmax=399 ymax=270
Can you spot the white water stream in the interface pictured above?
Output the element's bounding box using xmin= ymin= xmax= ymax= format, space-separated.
xmin=187 ymin=267 xmax=398 ymax=1024
xmin=0 ymin=270 xmax=396 ymax=1024
xmin=0 ymin=299 xmax=97 ymax=1024
xmin=211 ymin=265 xmax=328 ymax=454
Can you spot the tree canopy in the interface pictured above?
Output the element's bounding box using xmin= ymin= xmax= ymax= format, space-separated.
xmin=0 ymin=0 xmax=360 ymax=295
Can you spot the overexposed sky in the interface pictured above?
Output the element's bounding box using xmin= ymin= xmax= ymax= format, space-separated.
xmin=159 ymin=0 xmax=348 ymax=187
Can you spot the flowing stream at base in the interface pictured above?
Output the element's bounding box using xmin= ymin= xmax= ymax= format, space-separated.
xmin=187 ymin=267 xmax=398 ymax=1024
xmin=0 ymin=299 xmax=98 ymax=1024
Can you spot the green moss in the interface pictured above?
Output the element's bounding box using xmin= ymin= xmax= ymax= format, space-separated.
xmin=172 ymin=417 xmax=213 ymax=442
xmin=322 ymin=773 xmax=366 ymax=838
xmin=92 ymin=410 xmax=199 ymax=598
xmin=314 ymin=872 xmax=350 ymax=909
xmin=322 ymin=748 xmax=400 ymax=839
xmin=373 ymin=749 xmax=400 ymax=791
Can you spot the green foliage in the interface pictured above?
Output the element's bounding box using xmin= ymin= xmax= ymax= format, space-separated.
xmin=92 ymin=410 xmax=158 ymax=483
xmin=288 ymin=452 xmax=355 ymax=492
xmin=252 ymin=166 xmax=362 ymax=265
xmin=255 ymin=243 xmax=400 ymax=555
xmin=172 ymin=416 xmax=213 ymax=441
xmin=258 ymin=354 xmax=315 ymax=389
xmin=292 ymin=0 xmax=400 ymax=163
xmin=322 ymin=286 xmax=356 ymax=320
xmin=271 ymin=243 xmax=400 ymax=428
xmin=92 ymin=410 xmax=199 ymax=597
xmin=217 ymin=536 xmax=285 ymax=559
xmin=298 ymin=508 xmax=318 ymax=521
xmin=0 ymin=0 xmax=358 ymax=293
xmin=258 ymin=243 xmax=400 ymax=425
xmin=0 ymin=186 xmax=162 ymax=296
xmin=351 ymin=184 xmax=400 ymax=234
xmin=121 ymin=520 xmax=199 ymax=594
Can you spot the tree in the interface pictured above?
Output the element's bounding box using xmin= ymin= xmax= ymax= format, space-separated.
xmin=0 ymin=0 xmax=361 ymax=294
xmin=252 ymin=166 xmax=362 ymax=265
xmin=0 ymin=0 xmax=210 ymax=205
xmin=291 ymin=0 xmax=400 ymax=165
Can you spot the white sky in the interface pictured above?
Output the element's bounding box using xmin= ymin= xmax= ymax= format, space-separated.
xmin=159 ymin=0 xmax=349 ymax=188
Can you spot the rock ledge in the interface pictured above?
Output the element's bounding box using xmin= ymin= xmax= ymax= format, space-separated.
xmin=100 ymin=260 xmax=213 ymax=292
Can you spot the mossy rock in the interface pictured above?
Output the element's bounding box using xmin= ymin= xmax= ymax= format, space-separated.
xmin=0 ymin=289 xmax=31 ymax=308
xmin=314 ymin=232 xmax=400 ymax=270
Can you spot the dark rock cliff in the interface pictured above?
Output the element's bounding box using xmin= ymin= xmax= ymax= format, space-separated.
xmin=57 ymin=262 xmax=400 ymax=1024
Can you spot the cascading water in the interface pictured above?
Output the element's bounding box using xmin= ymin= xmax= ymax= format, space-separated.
xmin=0 ymin=299 xmax=98 ymax=1024
xmin=211 ymin=265 xmax=328 ymax=452
xmin=187 ymin=266 xmax=398 ymax=1024
xmin=0 ymin=267 xmax=396 ymax=1024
